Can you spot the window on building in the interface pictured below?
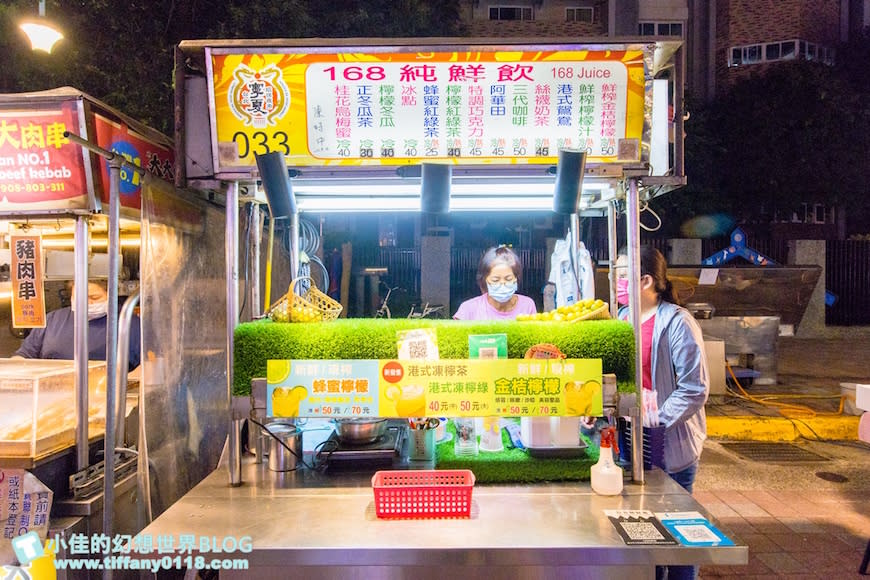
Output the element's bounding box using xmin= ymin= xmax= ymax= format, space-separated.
xmin=638 ymin=21 xmax=683 ymax=37
xmin=566 ymin=7 xmax=594 ymax=23
xmin=742 ymin=45 xmax=763 ymax=64
xmin=489 ymin=6 xmax=534 ymax=21
xmin=765 ymin=43 xmax=781 ymax=61
xmin=729 ymin=39 xmax=832 ymax=67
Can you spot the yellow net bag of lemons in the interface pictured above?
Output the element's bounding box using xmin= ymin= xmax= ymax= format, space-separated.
xmin=268 ymin=276 xmax=343 ymax=323
xmin=516 ymin=298 xmax=610 ymax=322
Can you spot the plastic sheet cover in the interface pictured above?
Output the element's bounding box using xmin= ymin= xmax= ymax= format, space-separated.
xmin=140 ymin=175 xmax=227 ymax=517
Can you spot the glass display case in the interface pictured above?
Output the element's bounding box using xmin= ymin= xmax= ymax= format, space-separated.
xmin=0 ymin=359 xmax=107 ymax=457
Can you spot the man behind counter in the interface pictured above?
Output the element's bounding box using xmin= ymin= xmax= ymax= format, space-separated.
xmin=14 ymin=280 xmax=141 ymax=371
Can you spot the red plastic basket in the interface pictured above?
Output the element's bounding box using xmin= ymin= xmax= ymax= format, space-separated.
xmin=372 ymin=469 xmax=475 ymax=519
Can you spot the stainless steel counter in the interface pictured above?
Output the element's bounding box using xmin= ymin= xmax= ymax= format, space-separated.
xmin=141 ymin=458 xmax=747 ymax=579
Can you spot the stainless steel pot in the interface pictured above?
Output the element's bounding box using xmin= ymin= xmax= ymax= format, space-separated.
xmin=265 ymin=423 xmax=303 ymax=471
xmin=334 ymin=418 xmax=388 ymax=445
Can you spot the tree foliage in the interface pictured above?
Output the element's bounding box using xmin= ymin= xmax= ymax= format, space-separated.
xmin=0 ymin=0 xmax=462 ymax=134
xmin=655 ymin=32 xmax=870 ymax=235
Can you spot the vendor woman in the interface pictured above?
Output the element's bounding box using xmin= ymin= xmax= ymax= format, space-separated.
xmin=453 ymin=245 xmax=537 ymax=321
xmin=13 ymin=280 xmax=141 ymax=371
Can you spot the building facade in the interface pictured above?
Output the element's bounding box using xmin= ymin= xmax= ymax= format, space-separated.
xmin=460 ymin=0 xmax=870 ymax=102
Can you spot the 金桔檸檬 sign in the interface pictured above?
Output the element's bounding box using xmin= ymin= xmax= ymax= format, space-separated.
xmin=267 ymin=358 xmax=602 ymax=419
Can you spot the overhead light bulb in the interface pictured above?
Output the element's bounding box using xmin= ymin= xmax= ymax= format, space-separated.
xmin=20 ymin=1 xmax=63 ymax=53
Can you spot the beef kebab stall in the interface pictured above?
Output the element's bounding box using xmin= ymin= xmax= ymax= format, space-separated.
xmin=0 ymin=87 xmax=228 ymax=572
xmin=138 ymin=37 xmax=748 ymax=578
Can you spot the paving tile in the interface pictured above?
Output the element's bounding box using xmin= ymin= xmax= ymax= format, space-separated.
xmin=717 ymin=554 xmax=775 ymax=576
xmin=737 ymin=532 xmax=780 ymax=553
xmin=701 ymin=501 xmax=741 ymax=519
xmin=727 ymin=501 xmax=771 ymax=519
xmin=743 ymin=517 xmax=793 ymax=535
xmin=739 ymin=490 xmax=799 ymax=517
xmin=777 ymin=516 xmax=826 ymax=533
xmin=711 ymin=516 xmax=754 ymax=538
xmin=790 ymin=547 xmax=850 ymax=568
xmin=832 ymin=534 xmax=870 ymax=550
xmin=769 ymin=531 xmax=854 ymax=552
xmin=754 ymin=551 xmax=805 ymax=574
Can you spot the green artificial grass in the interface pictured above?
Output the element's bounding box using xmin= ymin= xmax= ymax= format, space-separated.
xmin=434 ymin=419 xmax=600 ymax=483
xmin=234 ymin=318 xmax=636 ymax=395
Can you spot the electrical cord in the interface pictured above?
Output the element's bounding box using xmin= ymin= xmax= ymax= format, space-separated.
xmin=639 ymin=200 xmax=663 ymax=232
xmin=248 ymin=418 xmax=319 ymax=471
xmin=725 ymin=361 xmax=846 ymax=419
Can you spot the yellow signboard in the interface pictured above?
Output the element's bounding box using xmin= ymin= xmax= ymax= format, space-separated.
xmin=209 ymin=48 xmax=646 ymax=171
xmin=267 ymin=358 xmax=603 ymax=418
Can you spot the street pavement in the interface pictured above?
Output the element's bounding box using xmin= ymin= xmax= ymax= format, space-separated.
xmin=694 ymin=330 xmax=870 ymax=578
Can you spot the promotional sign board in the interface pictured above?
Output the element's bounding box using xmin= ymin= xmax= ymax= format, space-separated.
xmin=93 ymin=113 xmax=175 ymax=211
xmin=0 ymin=89 xmax=176 ymax=214
xmin=267 ymin=358 xmax=602 ymax=418
xmin=209 ymin=46 xmax=645 ymax=172
xmin=0 ymin=101 xmax=92 ymax=211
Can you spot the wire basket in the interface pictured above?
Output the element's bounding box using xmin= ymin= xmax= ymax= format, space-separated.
xmin=372 ymin=469 xmax=475 ymax=519
xmin=570 ymin=303 xmax=611 ymax=322
xmin=268 ymin=276 xmax=342 ymax=323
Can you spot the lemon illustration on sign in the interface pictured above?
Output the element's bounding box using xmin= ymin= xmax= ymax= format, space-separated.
xmin=272 ymin=385 xmax=308 ymax=417
xmin=267 ymin=360 xmax=291 ymax=384
xmin=564 ymin=380 xmax=601 ymax=415
xmin=394 ymin=384 xmax=426 ymax=417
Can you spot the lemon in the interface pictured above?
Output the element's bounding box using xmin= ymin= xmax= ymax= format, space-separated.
xmin=267 ymin=359 xmax=292 ymax=384
xmin=385 ymin=385 xmax=400 ymax=401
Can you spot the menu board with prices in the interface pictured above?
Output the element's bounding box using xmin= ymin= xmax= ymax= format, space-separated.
xmin=266 ymin=358 xmax=602 ymax=418
xmin=209 ymin=47 xmax=645 ymax=171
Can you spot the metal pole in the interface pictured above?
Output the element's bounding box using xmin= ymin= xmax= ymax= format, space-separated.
xmin=626 ymin=177 xmax=645 ymax=484
xmin=251 ymin=204 xmax=262 ymax=318
xmin=289 ymin=212 xmax=300 ymax=285
xmin=226 ymin=182 xmax=242 ymax=486
xmin=73 ymin=216 xmax=89 ymax=471
xmin=607 ymin=201 xmax=619 ymax=318
xmin=62 ymin=132 xmax=145 ymax=565
xmin=102 ymin=156 xmax=122 ymax=559
xmin=115 ymin=292 xmax=140 ymax=446
xmin=569 ymin=212 xmax=580 ymax=297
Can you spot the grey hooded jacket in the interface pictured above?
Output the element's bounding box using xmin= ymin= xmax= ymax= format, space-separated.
xmin=621 ymin=300 xmax=710 ymax=473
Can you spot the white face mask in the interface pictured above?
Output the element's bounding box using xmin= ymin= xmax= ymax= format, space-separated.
xmin=86 ymin=301 xmax=108 ymax=320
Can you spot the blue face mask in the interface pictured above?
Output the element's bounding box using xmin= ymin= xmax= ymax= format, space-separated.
xmin=487 ymin=281 xmax=517 ymax=304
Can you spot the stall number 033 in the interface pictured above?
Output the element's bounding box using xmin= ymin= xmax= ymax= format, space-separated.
xmin=233 ymin=131 xmax=290 ymax=159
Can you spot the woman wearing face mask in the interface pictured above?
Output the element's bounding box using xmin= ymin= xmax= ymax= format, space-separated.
xmin=13 ymin=280 xmax=141 ymax=371
xmin=616 ymin=246 xmax=708 ymax=580
xmin=453 ymin=245 xmax=537 ymax=321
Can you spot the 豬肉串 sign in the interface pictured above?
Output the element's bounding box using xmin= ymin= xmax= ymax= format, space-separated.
xmin=209 ymin=47 xmax=645 ymax=171
xmin=267 ymin=358 xmax=602 ymax=418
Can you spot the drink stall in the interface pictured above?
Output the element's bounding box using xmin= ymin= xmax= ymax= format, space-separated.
xmin=137 ymin=37 xmax=748 ymax=578
xmin=0 ymin=87 xmax=228 ymax=573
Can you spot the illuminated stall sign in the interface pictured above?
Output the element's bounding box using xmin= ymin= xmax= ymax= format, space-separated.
xmin=0 ymin=101 xmax=91 ymax=211
xmin=94 ymin=113 xmax=175 ymax=211
xmin=10 ymin=234 xmax=46 ymax=328
xmin=209 ymin=47 xmax=645 ymax=172
xmin=267 ymin=358 xmax=602 ymax=418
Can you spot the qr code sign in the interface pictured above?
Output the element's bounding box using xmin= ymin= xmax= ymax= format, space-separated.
xmin=673 ymin=524 xmax=720 ymax=544
xmin=408 ymin=340 xmax=429 ymax=360
xmin=621 ymin=522 xmax=665 ymax=541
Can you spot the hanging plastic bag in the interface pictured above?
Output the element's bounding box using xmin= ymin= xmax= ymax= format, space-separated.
xmin=547 ymin=232 xmax=595 ymax=308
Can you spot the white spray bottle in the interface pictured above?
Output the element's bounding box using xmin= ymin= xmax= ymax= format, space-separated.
xmin=591 ymin=426 xmax=623 ymax=495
